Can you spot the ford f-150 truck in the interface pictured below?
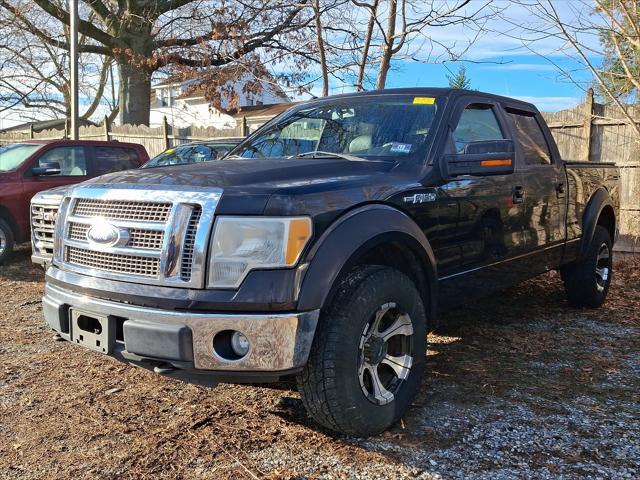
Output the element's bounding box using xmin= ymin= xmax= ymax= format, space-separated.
xmin=41 ymin=89 xmax=619 ymax=436
xmin=0 ymin=139 xmax=149 ymax=264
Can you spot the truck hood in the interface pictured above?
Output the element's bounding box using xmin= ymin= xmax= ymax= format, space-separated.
xmin=83 ymin=157 xmax=397 ymax=194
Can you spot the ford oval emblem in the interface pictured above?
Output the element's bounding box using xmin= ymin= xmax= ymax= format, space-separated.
xmin=86 ymin=222 xmax=129 ymax=247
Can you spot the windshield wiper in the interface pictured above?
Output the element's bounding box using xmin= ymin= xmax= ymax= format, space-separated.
xmin=293 ymin=151 xmax=365 ymax=162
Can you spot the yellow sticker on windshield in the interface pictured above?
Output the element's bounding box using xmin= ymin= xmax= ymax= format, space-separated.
xmin=165 ymin=148 xmax=175 ymax=154
xmin=413 ymin=97 xmax=435 ymax=105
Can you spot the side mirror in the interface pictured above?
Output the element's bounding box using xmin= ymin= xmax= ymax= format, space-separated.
xmin=443 ymin=139 xmax=515 ymax=177
xmin=32 ymin=162 xmax=61 ymax=176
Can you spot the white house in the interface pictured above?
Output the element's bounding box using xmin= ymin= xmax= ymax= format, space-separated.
xmin=149 ymin=69 xmax=290 ymax=129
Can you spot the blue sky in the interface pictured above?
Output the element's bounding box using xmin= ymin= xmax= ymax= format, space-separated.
xmin=380 ymin=56 xmax=591 ymax=112
xmin=311 ymin=1 xmax=599 ymax=112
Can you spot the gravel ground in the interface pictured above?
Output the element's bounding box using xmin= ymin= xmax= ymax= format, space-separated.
xmin=1 ymin=245 xmax=638 ymax=479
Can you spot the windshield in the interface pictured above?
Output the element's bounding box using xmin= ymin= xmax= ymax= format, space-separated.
xmin=144 ymin=142 xmax=237 ymax=168
xmin=229 ymin=94 xmax=440 ymax=162
xmin=0 ymin=143 xmax=43 ymax=172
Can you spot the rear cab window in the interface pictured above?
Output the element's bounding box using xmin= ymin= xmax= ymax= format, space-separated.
xmin=92 ymin=147 xmax=140 ymax=175
xmin=505 ymin=110 xmax=552 ymax=166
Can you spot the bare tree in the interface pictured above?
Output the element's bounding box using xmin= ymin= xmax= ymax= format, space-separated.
xmin=314 ymin=0 xmax=330 ymax=96
xmin=501 ymin=0 xmax=640 ymax=138
xmin=343 ymin=0 xmax=493 ymax=91
xmin=285 ymin=0 xmax=493 ymax=96
xmin=354 ymin=0 xmax=380 ymax=91
xmin=0 ymin=1 xmax=313 ymax=125
xmin=0 ymin=2 xmax=117 ymax=122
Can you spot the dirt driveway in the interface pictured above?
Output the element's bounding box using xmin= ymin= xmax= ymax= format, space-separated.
xmin=1 ymin=245 xmax=638 ymax=479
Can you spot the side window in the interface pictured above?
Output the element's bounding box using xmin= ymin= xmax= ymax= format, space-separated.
xmin=506 ymin=111 xmax=551 ymax=165
xmin=452 ymin=104 xmax=504 ymax=152
xmin=93 ymin=147 xmax=140 ymax=175
xmin=37 ymin=147 xmax=87 ymax=176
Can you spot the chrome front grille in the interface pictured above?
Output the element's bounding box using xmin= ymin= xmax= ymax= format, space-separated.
xmin=66 ymin=246 xmax=160 ymax=276
xmin=74 ymin=199 xmax=172 ymax=222
xmin=55 ymin=187 xmax=222 ymax=288
xmin=68 ymin=222 xmax=89 ymax=241
xmin=127 ymin=229 xmax=165 ymax=250
xmin=68 ymin=222 xmax=164 ymax=250
xmin=181 ymin=206 xmax=202 ymax=280
xmin=31 ymin=203 xmax=60 ymax=258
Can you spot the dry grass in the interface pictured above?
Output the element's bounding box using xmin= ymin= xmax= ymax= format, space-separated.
xmin=1 ymin=245 xmax=638 ymax=479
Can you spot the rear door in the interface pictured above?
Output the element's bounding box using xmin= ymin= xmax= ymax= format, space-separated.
xmin=503 ymin=108 xmax=567 ymax=270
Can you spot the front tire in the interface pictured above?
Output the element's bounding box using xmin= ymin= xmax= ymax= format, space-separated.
xmin=561 ymin=225 xmax=613 ymax=308
xmin=297 ymin=266 xmax=427 ymax=436
xmin=0 ymin=219 xmax=15 ymax=265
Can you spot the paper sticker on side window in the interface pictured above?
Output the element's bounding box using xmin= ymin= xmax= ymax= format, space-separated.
xmin=390 ymin=142 xmax=413 ymax=154
xmin=413 ymin=97 xmax=435 ymax=105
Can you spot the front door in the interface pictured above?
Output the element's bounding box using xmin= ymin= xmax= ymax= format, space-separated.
xmin=22 ymin=146 xmax=90 ymax=217
xmin=437 ymin=99 xmax=528 ymax=307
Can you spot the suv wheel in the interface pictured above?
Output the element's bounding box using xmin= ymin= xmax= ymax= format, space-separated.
xmin=0 ymin=219 xmax=15 ymax=265
xmin=297 ymin=266 xmax=427 ymax=436
xmin=561 ymin=225 xmax=613 ymax=308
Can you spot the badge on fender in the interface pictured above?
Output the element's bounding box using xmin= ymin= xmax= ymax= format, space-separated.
xmin=403 ymin=192 xmax=436 ymax=204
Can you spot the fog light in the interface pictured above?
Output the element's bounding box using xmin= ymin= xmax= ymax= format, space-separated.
xmin=230 ymin=331 xmax=250 ymax=357
xmin=212 ymin=330 xmax=251 ymax=360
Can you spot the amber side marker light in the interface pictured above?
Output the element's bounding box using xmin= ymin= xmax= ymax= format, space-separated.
xmin=286 ymin=217 xmax=313 ymax=264
xmin=481 ymin=159 xmax=512 ymax=167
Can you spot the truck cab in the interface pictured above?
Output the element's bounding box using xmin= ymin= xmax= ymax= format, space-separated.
xmin=40 ymin=89 xmax=619 ymax=436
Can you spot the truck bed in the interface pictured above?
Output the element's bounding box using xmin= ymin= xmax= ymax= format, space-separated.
xmin=564 ymin=161 xmax=620 ymax=245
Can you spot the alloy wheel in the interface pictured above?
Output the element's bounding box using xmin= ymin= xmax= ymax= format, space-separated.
xmin=358 ymin=302 xmax=414 ymax=405
xmin=595 ymin=243 xmax=611 ymax=293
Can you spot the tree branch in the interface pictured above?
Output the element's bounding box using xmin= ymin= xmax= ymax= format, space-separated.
xmin=32 ymin=0 xmax=114 ymax=46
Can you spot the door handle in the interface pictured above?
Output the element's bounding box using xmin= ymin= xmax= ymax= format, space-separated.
xmin=513 ymin=185 xmax=525 ymax=204
xmin=556 ymin=182 xmax=566 ymax=197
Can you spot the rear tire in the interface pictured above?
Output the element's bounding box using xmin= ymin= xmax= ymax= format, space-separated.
xmin=561 ymin=225 xmax=613 ymax=308
xmin=0 ymin=219 xmax=14 ymax=265
xmin=297 ymin=266 xmax=427 ymax=436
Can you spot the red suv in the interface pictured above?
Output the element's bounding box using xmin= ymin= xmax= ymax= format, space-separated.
xmin=0 ymin=140 xmax=149 ymax=264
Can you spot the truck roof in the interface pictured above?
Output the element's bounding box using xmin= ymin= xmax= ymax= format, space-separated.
xmin=306 ymin=87 xmax=539 ymax=112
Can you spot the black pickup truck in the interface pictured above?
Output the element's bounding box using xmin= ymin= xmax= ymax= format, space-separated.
xmin=41 ymin=88 xmax=619 ymax=436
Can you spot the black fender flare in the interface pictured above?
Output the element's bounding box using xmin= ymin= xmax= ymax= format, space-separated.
xmin=297 ymin=204 xmax=438 ymax=320
xmin=579 ymin=188 xmax=615 ymax=259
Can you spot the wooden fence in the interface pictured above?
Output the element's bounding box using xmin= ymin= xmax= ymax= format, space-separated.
xmin=541 ymin=89 xmax=640 ymax=253
xmin=0 ymin=116 xmax=248 ymax=158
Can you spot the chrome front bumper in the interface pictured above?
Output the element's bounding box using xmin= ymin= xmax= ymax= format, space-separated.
xmin=43 ymin=283 xmax=319 ymax=373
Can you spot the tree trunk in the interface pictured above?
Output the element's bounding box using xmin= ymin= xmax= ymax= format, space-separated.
xmin=376 ymin=0 xmax=397 ymax=90
xmin=313 ymin=0 xmax=329 ymax=96
xmin=118 ymin=61 xmax=151 ymax=126
xmin=356 ymin=0 xmax=379 ymax=91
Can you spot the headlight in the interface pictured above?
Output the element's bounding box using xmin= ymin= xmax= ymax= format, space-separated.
xmin=208 ymin=216 xmax=312 ymax=288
